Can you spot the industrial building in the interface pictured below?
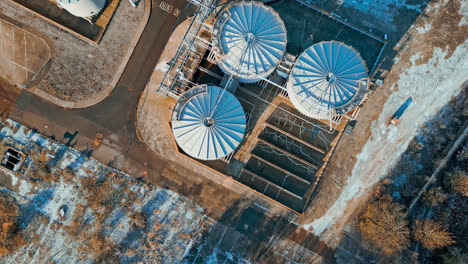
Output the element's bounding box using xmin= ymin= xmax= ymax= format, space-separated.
xmin=171 ymin=85 xmax=246 ymax=160
xmin=212 ymin=1 xmax=287 ymax=83
xmin=288 ymin=41 xmax=368 ymax=119
xmin=160 ymin=0 xmax=373 ymax=214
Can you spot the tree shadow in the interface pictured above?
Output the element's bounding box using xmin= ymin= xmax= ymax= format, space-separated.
xmin=184 ymin=199 xmax=337 ymax=263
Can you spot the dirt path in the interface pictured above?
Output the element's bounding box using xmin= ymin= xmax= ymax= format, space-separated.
xmin=301 ymin=0 xmax=468 ymax=245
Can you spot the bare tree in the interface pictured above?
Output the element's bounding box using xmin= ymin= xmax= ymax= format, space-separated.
xmin=359 ymin=197 xmax=410 ymax=256
xmin=450 ymin=170 xmax=468 ymax=197
xmin=413 ymin=220 xmax=455 ymax=250
xmin=423 ymin=187 xmax=447 ymax=206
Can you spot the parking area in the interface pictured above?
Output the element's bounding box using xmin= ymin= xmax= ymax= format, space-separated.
xmin=0 ymin=14 xmax=51 ymax=87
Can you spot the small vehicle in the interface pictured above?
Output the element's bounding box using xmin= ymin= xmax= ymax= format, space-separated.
xmin=344 ymin=119 xmax=358 ymax=135
xmin=390 ymin=97 xmax=412 ymax=125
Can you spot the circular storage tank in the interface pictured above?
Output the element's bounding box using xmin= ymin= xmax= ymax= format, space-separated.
xmin=287 ymin=41 xmax=368 ymax=119
xmin=171 ymin=85 xmax=246 ymax=161
xmin=57 ymin=0 xmax=106 ymax=18
xmin=213 ymin=1 xmax=287 ymax=83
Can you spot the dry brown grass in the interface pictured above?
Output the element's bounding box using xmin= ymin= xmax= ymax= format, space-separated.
xmin=86 ymin=234 xmax=118 ymax=263
xmin=130 ymin=211 xmax=146 ymax=229
xmin=67 ymin=174 xmax=138 ymax=261
xmin=0 ymin=194 xmax=18 ymax=219
xmin=80 ymin=176 xmax=112 ymax=210
xmin=64 ymin=203 xmax=87 ymax=236
xmin=30 ymin=166 xmax=59 ymax=183
xmin=0 ymin=193 xmax=24 ymax=256
xmin=359 ymin=197 xmax=410 ymax=256
xmin=413 ymin=220 xmax=455 ymax=249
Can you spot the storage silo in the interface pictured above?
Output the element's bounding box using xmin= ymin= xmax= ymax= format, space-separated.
xmin=171 ymin=85 xmax=246 ymax=160
xmin=213 ymin=1 xmax=287 ymax=83
xmin=287 ymin=41 xmax=368 ymax=120
xmin=56 ymin=0 xmax=106 ymax=18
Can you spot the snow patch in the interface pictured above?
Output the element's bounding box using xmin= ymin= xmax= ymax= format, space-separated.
xmin=425 ymin=0 xmax=449 ymax=14
xmin=304 ymin=40 xmax=468 ymax=236
xmin=18 ymin=179 xmax=32 ymax=196
xmin=10 ymin=173 xmax=18 ymax=186
xmin=155 ymin=61 xmax=170 ymax=72
xmin=416 ymin=22 xmax=432 ymax=34
xmin=58 ymin=153 xmax=76 ymax=170
xmin=460 ymin=0 xmax=468 ymax=26
xmin=108 ymin=214 xmax=132 ymax=242
xmin=42 ymin=180 xmax=85 ymax=224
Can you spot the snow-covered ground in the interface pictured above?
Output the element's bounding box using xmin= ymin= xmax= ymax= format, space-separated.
xmin=0 ymin=119 xmax=207 ymax=263
xmin=0 ymin=118 xmax=321 ymax=263
xmin=2 ymin=118 xmax=312 ymax=263
xmin=460 ymin=0 xmax=468 ymax=25
xmin=304 ymin=0 xmax=468 ymax=236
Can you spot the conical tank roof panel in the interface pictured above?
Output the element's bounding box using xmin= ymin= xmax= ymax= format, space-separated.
xmin=287 ymin=41 xmax=368 ymax=119
xmin=215 ymin=1 xmax=287 ymax=83
xmin=172 ymin=85 xmax=246 ymax=160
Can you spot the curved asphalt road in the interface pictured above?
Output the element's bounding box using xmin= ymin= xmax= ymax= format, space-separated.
xmin=11 ymin=0 xmax=188 ymax=174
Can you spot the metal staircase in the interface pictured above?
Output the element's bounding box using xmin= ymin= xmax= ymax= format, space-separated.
xmin=157 ymin=0 xmax=216 ymax=98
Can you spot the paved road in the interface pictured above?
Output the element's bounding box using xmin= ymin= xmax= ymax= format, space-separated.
xmin=0 ymin=78 xmax=20 ymax=119
xmin=11 ymin=0 xmax=187 ymax=172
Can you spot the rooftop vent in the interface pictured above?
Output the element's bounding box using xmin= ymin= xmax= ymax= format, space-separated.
xmin=2 ymin=148 xmax=25 ymax=172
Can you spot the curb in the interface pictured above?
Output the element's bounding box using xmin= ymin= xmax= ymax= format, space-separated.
xmin=0 ymin=13 xmax=56 ymax=90
xmin=29 ymin=0 xmax=152 ymax=109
